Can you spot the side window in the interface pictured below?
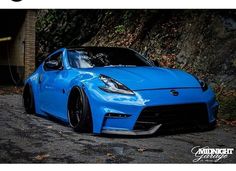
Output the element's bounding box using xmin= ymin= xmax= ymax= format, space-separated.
xmin=68 ymin=51 xmax=81 ymax=68
xmin=44 ymin=52 xmax=63 ymax=71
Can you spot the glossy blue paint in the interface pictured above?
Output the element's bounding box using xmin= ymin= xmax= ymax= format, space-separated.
xmin=25 ymin=48 xmax=218 ymax=134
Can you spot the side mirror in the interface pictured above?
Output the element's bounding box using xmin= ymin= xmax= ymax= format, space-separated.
xmin=45 ymin=60 xmax=62 ymax=70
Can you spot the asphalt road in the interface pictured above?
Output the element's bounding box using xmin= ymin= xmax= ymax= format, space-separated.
xmin=0 ymin=94 xmax=235 ymax=163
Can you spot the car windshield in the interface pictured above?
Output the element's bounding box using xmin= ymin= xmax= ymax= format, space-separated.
xmin=67 ymin=48 xmax=151 ymax=68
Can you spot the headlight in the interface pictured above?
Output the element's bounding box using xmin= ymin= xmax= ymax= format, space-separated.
xmin=194 ymin=75 xmax=208 ymax=91
xmin=99 ymin=75 xmax=134 ymax=95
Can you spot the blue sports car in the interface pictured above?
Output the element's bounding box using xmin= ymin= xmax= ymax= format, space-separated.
xmin=23 ymin=47 xmax=219 ymax=135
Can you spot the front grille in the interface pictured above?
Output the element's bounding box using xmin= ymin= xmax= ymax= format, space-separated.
xmin=133 ymin=103 xmax=209 ymax=131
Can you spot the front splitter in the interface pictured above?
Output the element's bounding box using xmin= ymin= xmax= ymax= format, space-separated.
xmin=101 ymin=124 xmax=162 ymax=135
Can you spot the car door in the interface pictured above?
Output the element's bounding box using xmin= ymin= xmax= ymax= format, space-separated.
xmin=39 ymin=51 xmax=69 ymax=121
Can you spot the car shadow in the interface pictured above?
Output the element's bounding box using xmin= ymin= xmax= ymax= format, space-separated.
xmin=35 ymin=113 xmax=69 ymax=127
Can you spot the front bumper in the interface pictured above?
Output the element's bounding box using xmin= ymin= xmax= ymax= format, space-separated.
xmin=85 ymin=86 xmax=219 ymax=135
xmin=102 ymin=124 xmax=162 ymax=135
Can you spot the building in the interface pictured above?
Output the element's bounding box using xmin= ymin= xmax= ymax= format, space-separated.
xmin=0 ymin=10 xmax=35 ymax=85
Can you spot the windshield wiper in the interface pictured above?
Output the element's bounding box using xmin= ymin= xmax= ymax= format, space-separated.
xmin=104 ymin=65 xmax=136 ymax=67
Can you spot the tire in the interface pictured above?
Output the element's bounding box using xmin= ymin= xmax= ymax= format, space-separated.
xmin=23 ymin=84 xmax=35 ymax=114
xmin=68 ymin=87 xmax=93 ymax=133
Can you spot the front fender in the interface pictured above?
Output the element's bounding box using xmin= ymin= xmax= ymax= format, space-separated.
xmin=24 ymin=66 xmax=45 ymax=116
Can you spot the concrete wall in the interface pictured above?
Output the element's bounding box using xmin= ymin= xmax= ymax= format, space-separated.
xmin=0 ymin=10 xmax=36 ymax=84
xmin=9 ymin=18 xmax=25 ymax=66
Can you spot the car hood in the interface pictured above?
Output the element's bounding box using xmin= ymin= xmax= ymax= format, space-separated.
xmin=82 ymin=66 xmax=201 ymax=91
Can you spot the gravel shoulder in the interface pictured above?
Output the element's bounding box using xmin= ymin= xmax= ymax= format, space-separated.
xmin=0 ymin=94 xmax=235 ymax=163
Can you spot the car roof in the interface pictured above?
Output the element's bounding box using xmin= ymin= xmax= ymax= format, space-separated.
xmin=67 ymin=46 xmax=134 ymax=51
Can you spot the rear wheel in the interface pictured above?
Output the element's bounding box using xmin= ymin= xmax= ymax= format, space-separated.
xmin=68 ymin=87 xmax=93 ymax=133
xmin=23 ymin=84 xmax=35 ymax=114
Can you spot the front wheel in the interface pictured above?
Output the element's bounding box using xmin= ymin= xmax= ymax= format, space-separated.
xmin=68 ymin=87 xmax=93 ymax=133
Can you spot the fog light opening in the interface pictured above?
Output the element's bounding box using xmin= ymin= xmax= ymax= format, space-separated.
xmin=105 ymin=113 xmax=131 ymax=119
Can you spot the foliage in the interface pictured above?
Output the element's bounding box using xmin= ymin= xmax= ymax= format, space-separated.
xmin=36 ymin=10 xmax=106 ymax=57
xmin=218 ymin=91 xmax=236 ymax=120
xmin=114 ymin=25 xmax=125 ymax=34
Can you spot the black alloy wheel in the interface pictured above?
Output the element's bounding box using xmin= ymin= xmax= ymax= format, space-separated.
xmin=68 ymin=87 xmax=92 ymax=133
